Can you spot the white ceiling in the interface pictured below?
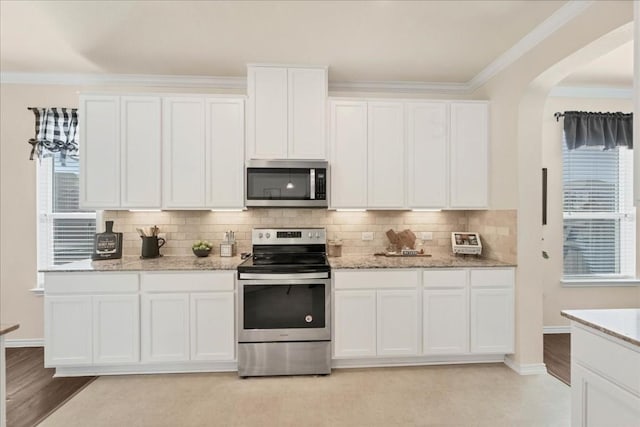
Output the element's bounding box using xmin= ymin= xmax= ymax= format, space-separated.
xmin=0 ymin=0 xmax=631 ymax=87
xmin=560 ymin=41 xmax=634 ymax=88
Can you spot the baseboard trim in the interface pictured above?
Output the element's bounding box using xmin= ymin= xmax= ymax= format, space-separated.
xmin=54 ymin=361 xmax=238 ymax=377
xmin=543 ymin=326 xmax=571 ymax=334
xmin=5 ymin=338 xmax=44 ymax=348
xmin=332 ymin=354 xmax=505 ymax=369
xmin=504 ymin=355 xmax=548 ymax=375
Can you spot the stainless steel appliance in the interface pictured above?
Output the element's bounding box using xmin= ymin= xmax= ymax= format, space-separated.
xmin=237 ymin=228 xmax=331 ymax=377
xmin=245 ymin=160 xmax=328 ymax=207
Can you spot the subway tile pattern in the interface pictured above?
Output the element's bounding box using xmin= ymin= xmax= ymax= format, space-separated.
xmin=103 ymin=209 xmax=517 ymax=262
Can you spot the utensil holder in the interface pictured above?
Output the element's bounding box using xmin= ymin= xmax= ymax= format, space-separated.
xmin=141 ymin=236 xmax=166 ymax=259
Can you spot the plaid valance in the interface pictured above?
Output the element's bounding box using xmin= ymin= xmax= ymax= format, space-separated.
xmin=28 ymin=107 xmax=79 ymax=163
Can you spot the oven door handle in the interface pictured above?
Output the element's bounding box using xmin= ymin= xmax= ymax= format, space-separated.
xmin=239 ymin=272 xmax=330 ymax=280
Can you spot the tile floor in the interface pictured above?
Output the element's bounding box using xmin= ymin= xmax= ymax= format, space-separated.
xmin=39 ymin=364 xmax=570 ymax=427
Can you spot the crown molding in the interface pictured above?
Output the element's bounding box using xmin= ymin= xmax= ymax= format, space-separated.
xmin=550 ymin=85 xmax=633 ymax=99
xmin=0 ymin=1 xmax=595 ymax=95
xmin=0 ymin=72 xmax=247 ymax=89
xmin=467 ymin=0 xmax=594 ymax=91
xmin=328 ymin=80 xmax=470 ymax=94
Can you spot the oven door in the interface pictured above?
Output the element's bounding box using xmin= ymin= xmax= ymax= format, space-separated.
xmin=238 ymin=278 xmax=331 ymax=342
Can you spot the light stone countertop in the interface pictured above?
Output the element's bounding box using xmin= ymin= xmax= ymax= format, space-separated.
xmin=328 ymin=254 xmax=515 ymax=269
xmin=561 ymin=309 xmax=640 ymax=347
xmin=40 ymin=256 xmax=243 ymax=272
xmin=41 ymin=253 xmax=515 ymax=273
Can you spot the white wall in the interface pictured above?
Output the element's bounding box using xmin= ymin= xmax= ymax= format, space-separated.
xmin=541 ymin=96 xmax=640 ymax=327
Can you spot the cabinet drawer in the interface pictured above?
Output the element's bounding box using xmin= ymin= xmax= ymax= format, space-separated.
xmin=45 ymin=273 xmax=139 ymax=294
xmin=469 ymin=269 xmax=514 ymax=288
xmin=141 ymin=271 xmax=235 ymax=292
xmin=423 ymin=270 xmax=467 ymax=288
xmin=334 ymin=269 xmax=419 ymax=289
xmin=572 ymin=324 xmax=640 ymax=395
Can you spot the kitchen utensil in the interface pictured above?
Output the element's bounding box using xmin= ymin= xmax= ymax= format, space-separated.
xmin=136 ymin=228 xmax=147 ymax=238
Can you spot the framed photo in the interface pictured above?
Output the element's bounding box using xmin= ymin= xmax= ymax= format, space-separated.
xmin=451 ymin=232 xmax=482 ymax=255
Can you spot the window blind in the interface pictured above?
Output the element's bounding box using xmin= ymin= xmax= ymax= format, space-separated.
xmin=38 ymin=153 xmax=96 ymax=268
xmin=562 ymin=144 xmax=635 ymax=278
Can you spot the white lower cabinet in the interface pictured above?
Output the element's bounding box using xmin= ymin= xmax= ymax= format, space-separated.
xmin=140 ymin=271 xmax=236 ymax=364
xmin=334 ymin=268 xmax=514 ymax=362
xmin=44 ymin=272 xmax=140 ymax=368
xmin=141 ymin=293 xmax=190 ymax=363
xmin=333 ymin=269 xmax=419 ymax=358
xmin=377 ymin=290 xmax=418 ymax=356
xmin=93 ymin=295 xmax=139 ymax=364
xmin=334 ymin=290 xmax=377 ymax=357
xmin=45 ymin=296 xmax=93 ymax=366
xmin=190 ymin=293 xmax=235 ymax=361
xmin=469 ymin=269 xmax=515 ymax=354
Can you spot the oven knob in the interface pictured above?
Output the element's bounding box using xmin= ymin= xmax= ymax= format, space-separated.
xmin=265 ymin=232 xmax=271 ymax=239
xmin=308 ymin=232 xmax=312 ymax=238
xmin=315 ymin=232 xmax=320 ymax=239
xmin=258 ymin=232 xmax=263 ymax=239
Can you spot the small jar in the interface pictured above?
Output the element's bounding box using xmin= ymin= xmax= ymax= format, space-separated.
xmin=327 ymin=239 xmax=343 ymax=257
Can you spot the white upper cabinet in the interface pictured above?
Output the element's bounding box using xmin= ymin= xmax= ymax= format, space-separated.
xmin=328 ymin=98 xmax=489 ymax=210
xmin=81 ymin=95 xmax=162 ymax=209
xmin=162 ymin=97 xmax=206 ymax=208
xmin=247 ymin=65 xmax=328 ymax=160
xmin=450 ymin=102 xmax=489 ymax=209
xmin=407 ymin=102 xmax=448 ymax=208
xmin=205 ymin=98 xmax=245 ymax=209
xmin=121 ymin=96 xmax=162 ymax=208
xmin=80 ymin=95 xmax=120 ymax=209
xmin=329 ymin=100 xmax=368 ymax=208
xmin=288 ymin=67 xmax=327 ymax=159
xmin=368 ymin=102 xmax=405 ymax=208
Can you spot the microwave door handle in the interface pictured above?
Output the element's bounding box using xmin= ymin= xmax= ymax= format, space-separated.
xmin=310 ymin=169 xmax=315 ymax=199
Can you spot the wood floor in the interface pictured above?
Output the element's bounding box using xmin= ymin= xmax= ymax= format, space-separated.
xmin=543 ymin=333 xmax=571 ymax=385
xmin=5 ymin=347 xmax=96 ymax=427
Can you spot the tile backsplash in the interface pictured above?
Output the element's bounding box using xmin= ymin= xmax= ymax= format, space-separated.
xmin=103 ymin=209 xmax=517 ymax=261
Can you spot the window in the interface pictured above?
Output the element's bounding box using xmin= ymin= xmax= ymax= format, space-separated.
xmin=562 ymin=143 xmax=635 ymax=279
xmin=37 ymin=153 xmax=96 ymax=269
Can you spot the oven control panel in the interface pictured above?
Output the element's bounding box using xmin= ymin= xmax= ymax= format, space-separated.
xmin=252 ymin=228 xmax=326 ymax=245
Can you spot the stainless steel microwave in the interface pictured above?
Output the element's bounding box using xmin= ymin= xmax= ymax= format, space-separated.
xmin=245 ymin=160 xmax=328 ymax=207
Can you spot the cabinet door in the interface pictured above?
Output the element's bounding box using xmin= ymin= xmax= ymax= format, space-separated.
xmin=407 ymin=102 xmax=448 ymax=208
xmin=329 ymin=101 xmax=368 ymax=208
xmin=288 ymin=68 xmax=327 ymax=159
xmin=571 ymin=364 xmax=640 ymax=427
xmin=334 ymin=290 xmax=376 ymax=357
xmin=190 ymin=293 xmax=235 ymax=361
xmin=205 ymin=98 xmax=245 ymax=208
xmin=93 ymin=295 xmax=139 ymax=365
xmin=80 ymin=95 xmax=120 ymax=208
xmin=470 ymin=287 xmax=514 ymax=353
xmin=423 ymin=287 xmax=469 ymax=355
xmin=368 ymin=102 xmax=405 ymax=208
xmin=247 ymin=66 xmax=288 ymax=159
xmin=450 ymin=102 xmax=489 ymax=208
xmin=121 ymin=96 xmax=162 ymax=208
xmin=377 ymin=290 xmax=418 ymax=356
xmin=162 ymin=97 xmax=206 ymax=208
xmin=141 ymin=293 xmax=190 ymax=362
xmin=44 ymin=296 xmax=92 ymax=366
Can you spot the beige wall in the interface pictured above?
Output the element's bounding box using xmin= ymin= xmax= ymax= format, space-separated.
xmin=471 ymin=1 xmax=633 ymax=366
xmin=541 ymin=96 xmax=640 ymax=327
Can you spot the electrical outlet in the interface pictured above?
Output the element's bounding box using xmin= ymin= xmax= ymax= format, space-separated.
xmin=420 ymin=232 xmax=433 ymax=241
xmin=361 ymin=232 xmax=374 ymax=241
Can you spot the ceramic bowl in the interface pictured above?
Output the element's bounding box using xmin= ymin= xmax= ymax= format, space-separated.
xmin=192 ymin=248 xmax=211 ymax=257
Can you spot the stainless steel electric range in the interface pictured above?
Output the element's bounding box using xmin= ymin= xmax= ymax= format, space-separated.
xmin=237 ymin=228 xmax=331 ymax=377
